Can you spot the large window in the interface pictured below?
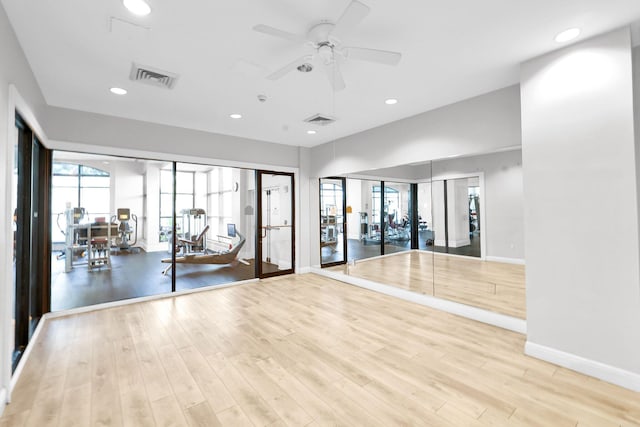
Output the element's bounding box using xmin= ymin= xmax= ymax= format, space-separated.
xmin=159 ymin=169 xmax=195 ymax=242
xmin=51 ymin=162 xmax=110 ymax=244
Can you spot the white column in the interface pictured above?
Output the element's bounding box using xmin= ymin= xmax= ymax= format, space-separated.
xmin=521 ymin=27 xmax=640 ymax=390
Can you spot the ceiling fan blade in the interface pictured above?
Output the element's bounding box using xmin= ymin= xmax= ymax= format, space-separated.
xmin=253 ymin=24 xmax=308 ymax=44
xmin=324 ymin=60 xmax=346 ymax=91
xmin=267 ymin=55 xmax=312 ymax=80
xmin=344 ymin=47 xmax=402 ymax=65
xmin=329 ymin=0 xmax=370 ymax=41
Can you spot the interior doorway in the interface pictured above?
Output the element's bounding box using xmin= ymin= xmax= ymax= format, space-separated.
xmin=257 ymin=171 xmax=295 ymax=278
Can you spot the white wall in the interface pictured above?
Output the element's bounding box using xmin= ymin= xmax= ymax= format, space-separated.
xmin=432 ymin=150 xmax=524 ymax=260
xmin=44 ymin=107 xmax=300 ymax=169
xmin=310 ymin=85 xmax=521 ymax=178
xmin=521 ymin=28 xmax=640 ymax=382
xmin=0 ymin=3 xmax=48 ymax=408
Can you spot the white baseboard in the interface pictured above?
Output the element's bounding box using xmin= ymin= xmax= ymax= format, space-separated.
xmin=9 ymin=313 xmax=47 ymax=398
xmin=46 ymin=278 xmax=259 ymax=319
xmin=311 ymin=267 xmax=526 ymax=334
xmin=297 ymin=267 xmax=311 ymax=274
xmin=449 ymin=238 xmax=471 ymax=248
xmin=0 ymin=387 xmax=6 ymax=416
xmin=346 ymin=250 xmax=411 ymax=264
xmin=525 ymin=341 xmax=640 ymax=392
xmin=486 ymin=256 xmax=525 ymax=265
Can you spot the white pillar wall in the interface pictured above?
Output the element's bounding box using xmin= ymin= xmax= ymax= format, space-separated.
xmin=521 ymin=27 xmax=640 ymax=390
xmin=447 ymin=179 xmax=471 ymax=248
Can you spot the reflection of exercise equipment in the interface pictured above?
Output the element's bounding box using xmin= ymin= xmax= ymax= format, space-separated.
xmin=387 ymin=212 xmax=410 ymax=242
xmin=469 ymin=194 xmax=480 ymax=235
xmin=110 ymin=208 xmax=138 ymax=252
xmin=161 ymin=228 xmax=247 ymax=275
xmin=359 ymin=212 xmax=368 ymax=239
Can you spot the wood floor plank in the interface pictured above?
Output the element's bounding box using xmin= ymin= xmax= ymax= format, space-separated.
xmin=2 ymin=273 xmax=639 ymax=427
xmin=149 ymin=395 xmax=190 ymax=427
xmin=329 ymin=251 xmax=526 ymax=318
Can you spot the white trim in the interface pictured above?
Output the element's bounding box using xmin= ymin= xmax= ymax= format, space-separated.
xmin=0 ymin=387 xmax=5 ymax=416
xmin=9 ymin=314 xmax=47 ymax=394
xmin=345 ymin=249 xmax=413 ymax=264
xmin=486 ymin=255 xmax=526 ymax=265
xmin=312 ymin=267 xmax=526 ymax=334
xmin=3 ymin=85 xmax=50 ymax=404
xmin=449 ymin=238 xmax=471 ymax=248
xmin=297 ymin=266 xmax=312 ymax=274
xmin=525 ymin=341 xmax=640 ymax=392
xmin=417 ymin=248 xmax=478 ymax=261
xmin=46 ymin=278 xmax=259 ymax=319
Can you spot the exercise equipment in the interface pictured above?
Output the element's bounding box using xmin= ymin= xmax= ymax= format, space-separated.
xmin=161 ymin=228 xmax=247 ymax=275
xmin=110 ymin=208 xmax=138 ymax=252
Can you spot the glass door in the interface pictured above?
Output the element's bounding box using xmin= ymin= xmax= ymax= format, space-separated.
xmin=257 ymin=171 xmax=294 ymax=278
xmin=320 ymin=177 xmax=346 ymax=267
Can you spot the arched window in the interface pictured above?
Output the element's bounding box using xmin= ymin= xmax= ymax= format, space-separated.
xmin=51 ymin=162 xmax=110 ymax=243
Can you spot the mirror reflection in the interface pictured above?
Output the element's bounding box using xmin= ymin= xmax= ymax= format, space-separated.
xmin=322 ymin=149 xmax=525 ymax=319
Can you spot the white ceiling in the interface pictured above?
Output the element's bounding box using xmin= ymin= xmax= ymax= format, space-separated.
xmin=4 ymin=0 xmax=640 ymax=148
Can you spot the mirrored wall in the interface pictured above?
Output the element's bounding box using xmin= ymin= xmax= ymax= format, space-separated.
xmin=322 ymin=149 xmax=525 ymax=319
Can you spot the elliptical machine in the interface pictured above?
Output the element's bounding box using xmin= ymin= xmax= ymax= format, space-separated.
xmin=111 ymin=208 xmax=138 ymax=252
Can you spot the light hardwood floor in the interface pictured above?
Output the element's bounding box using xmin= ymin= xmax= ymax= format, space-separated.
xmin=2 ymin=274 xmax=638 ymax=427
xmin=329 ymin=251 xmax=526 ymax=319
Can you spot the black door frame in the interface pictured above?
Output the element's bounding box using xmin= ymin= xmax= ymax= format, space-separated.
xmin=256 ymin=170 xmax=295 ymax=278
xmin=319 ymin=177 xmax=347 ymax=268
xmin=13 ymin=113 xmax=50 ymax=372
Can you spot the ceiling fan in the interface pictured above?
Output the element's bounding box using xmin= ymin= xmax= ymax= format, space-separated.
xmin=253 ymin=0 xmax=402 ymax=91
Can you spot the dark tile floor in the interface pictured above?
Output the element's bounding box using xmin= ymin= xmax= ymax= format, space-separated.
xmin=51 ymin=249 xmax=258 ymax=311
xmin=321 ymin=230 xmax=481 ymax=265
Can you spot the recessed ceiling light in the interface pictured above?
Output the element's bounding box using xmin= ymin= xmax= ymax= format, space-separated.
xmin=230 ymin=113 xmax=242 ymax=119
xmin=123 ymin=0 xmax=151 ymax=16
xmin=385 ymin=98 xmax=398 ymax=105
xmin=555 ymin=28 xmax=580 ymax=43
xmin=307 ymin=130 xmax=317 ymax=135
xmin=109 ymin=87 xmax=127 ymax=95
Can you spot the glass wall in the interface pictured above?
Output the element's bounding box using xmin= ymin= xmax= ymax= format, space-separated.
xmin=173 ymin=163 xmax=256 ymax=290
xmin=49 ymin=152 xmax=266 ymax=310
xmin=50 ymin=152 xmax=171 ymax=310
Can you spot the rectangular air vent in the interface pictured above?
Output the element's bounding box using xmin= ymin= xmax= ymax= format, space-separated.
xmin=303 ymin=114 xmax=336 ymax=126
xmin=129 ymin=63 xmax=179 ymax=89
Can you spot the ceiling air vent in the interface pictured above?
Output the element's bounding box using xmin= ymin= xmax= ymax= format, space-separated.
xmin=303 ymin=114 xmax=336 ymax=126
xmin=129 ymin=63 xmax=179 ymax=89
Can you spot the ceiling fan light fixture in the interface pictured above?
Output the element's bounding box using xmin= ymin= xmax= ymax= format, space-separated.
xmin=554 ymin=28 xmax=580 ymax=43
xmin=385 ymin=98 xmax=398 ymax=105
xmin=297 ymin=63 xmax=313 ymax=73
xmin=123 ymin=0 xmax=151 ymax=16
